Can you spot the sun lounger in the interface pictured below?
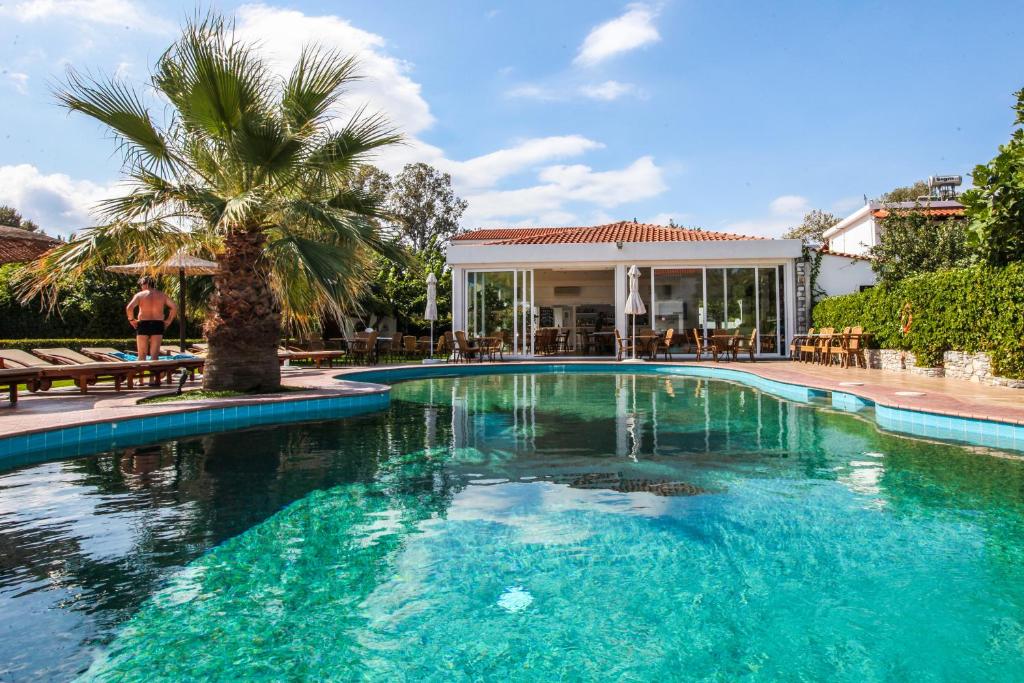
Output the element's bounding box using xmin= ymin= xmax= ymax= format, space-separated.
xmin=0 ymin=367 xmax=43 ymax=405
xmin=80 ymin=347 xmax=127 ymax=362
xmin=31 ymin=348 xmax=200 ymax=389
xmin=0 ymin=349 xmax=138 ymax=393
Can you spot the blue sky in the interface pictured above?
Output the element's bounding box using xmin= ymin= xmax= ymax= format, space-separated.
xmin=1 ymin=0 xmax=1022 ymax=237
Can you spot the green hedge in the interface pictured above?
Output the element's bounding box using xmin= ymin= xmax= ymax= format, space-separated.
xmin=812 ymin=263 xmax=1024 ymax=377
xmin=0 ymin=338 xmax=205 ymax=353
xmin=0 ymin=263 xmax=205 ymax=339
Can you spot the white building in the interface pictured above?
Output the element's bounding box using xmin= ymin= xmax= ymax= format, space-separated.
xmin=447 ymin=221 xmax=804 ymax=357
xmin=822 ymin=200 xmax=964 ymax=257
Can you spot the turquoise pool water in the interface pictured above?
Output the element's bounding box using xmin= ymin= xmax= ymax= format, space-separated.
xmin=3 ymin=372 xmax=1024 ymax=680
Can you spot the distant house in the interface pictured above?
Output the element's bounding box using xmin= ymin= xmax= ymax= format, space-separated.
xmin=822 ymin=200 xmax=965 ymax=257
xmin=0 ymin=225 xmax=59 ymax=266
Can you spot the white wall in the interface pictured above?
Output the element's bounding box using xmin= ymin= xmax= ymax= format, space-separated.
xmin=827 ymin=216 xmax=877 ymax=256
xmin=816 ymin=254 xmax=876 ymax=297
xmin=533 ymin=269 xmax=615 ymax=307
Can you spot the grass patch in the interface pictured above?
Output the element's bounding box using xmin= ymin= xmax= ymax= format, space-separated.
xmin=139 ymin=385 xmax=306 ymax=404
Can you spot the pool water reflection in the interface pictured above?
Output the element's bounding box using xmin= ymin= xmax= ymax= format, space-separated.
xmin=2 ymin=372 xmax=1024 ymax=681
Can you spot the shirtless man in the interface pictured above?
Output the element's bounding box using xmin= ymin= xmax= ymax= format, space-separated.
xmin=125 ymin=277 xmax=177 ymax=363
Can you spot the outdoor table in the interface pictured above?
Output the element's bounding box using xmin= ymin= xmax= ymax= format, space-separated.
xmin=588 ymin=331 xmax=615 ymax=355
xmin=710 ymin=334 xmax=740 ymax=360
xmin=633 ymin=334 xmax=661 ymax=359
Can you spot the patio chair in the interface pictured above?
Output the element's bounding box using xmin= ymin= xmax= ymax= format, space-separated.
xmin=813 ymin=328 xmax=834 ymax=365
xmin=1 ymin=367 xmax=43 ymax=406
xmin=835 ymin=325 xmax=867 ymax=368
xmin=692 ymin=328 xmax=713 ymax=361
xmin=790 ymin=328 xmax=812 ymax=360
xmin=348 ymin=331 xmax=378 ymax=365
xmin=614 ymin=329 xmax=634 ymax=361
xmin=443 ymin=331 xmax=457 ymax=362
xmin=454 ymin=331 xmax=480 ymax=362
xmin=734 ymin=329 xmax=758 ymax=362
xmin=797 ymin=328 xmax=817 ymax=362
xmin=403 ymin=335 xmax=422 ymax=359
xmin=0 ymin=349 xmax=137 ymax=393
xmin=389 ymin=333 xmax=405 ymax=361
xmin=657 ymin=328 xmax=675 ymax=361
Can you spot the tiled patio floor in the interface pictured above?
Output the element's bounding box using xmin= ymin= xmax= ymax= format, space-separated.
xmin=2 ymin=359 xmax=1023 ymax=440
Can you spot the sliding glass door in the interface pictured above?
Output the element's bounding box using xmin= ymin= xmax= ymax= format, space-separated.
xmin=651 ymin=266 xmax=785 ymax=356
xmin=466 ymin=269 xmax=534 ymax=355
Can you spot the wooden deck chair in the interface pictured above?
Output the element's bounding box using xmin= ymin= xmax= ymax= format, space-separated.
xmin=1 ymin=349 xmax=136 ymax=393
xmin=0 ymin=367 xmax=43 ymax=405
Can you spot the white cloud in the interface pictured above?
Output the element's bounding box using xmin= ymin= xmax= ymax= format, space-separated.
xmin=507 ymin=80 xmax=640 ymax=102
xmin=574 ymin=3 xmax=661 ymax=67
xmin=505 ymin=84 xmax=560 ymax=101
xmin=0 ymin=164 xmax=119 ymax=235
xmin=2 ymin=0 xmax=173 ymax=32
xmin=236 ymin=3 xmax=434 ymax=144
xmin=464 ymin=156 xmax=667 ymax=226
xmin=579 ymin=80 xmax=637 ymax=101
xmin=769 ymin=194 xmax=810 ymax=216
xmin=444 ymin=135 xmax=604 ymax=189
xmin=4 ymin=71 xmax=29 ymax=95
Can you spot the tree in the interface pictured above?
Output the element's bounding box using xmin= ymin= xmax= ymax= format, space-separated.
xmin=960 ymin=87 xmax=1024 ymax=266
xmin=879 ymin=181 xmax=930 ymax=203
xmin=782 ymin=209 xmax=839 ymax=245
xmin=869 ymin=210 xmax=972 ymax=283
xmin=22 ymin=14 xmax=402 ymax=391
xmin=388 ymin=163 xmax=467 ymax=251
xmin=0 ymin=205 xmax=39 ymax=231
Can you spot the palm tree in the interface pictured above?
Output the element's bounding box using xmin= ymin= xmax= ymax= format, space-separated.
xmin=22 ymin=14 xmax=403 ymax=391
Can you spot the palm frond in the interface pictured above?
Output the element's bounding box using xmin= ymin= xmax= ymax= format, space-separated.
xmin=56 ymin=68 xmax=171 ymax=168
xmin=154 ymin=13 xmax=273 ymax=140
xmin=18 ymin=221 xmax=193 ymax=309
xmin=282 ymin=48 xmax=360 ymax=132
xmin=304 ymin=109 xmax=403 ymax=175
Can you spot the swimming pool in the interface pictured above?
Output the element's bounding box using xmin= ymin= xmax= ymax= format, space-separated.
xmin=2 ymin=370 xmax=1024 ymax=680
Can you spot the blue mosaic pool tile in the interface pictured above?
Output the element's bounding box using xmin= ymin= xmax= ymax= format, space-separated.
xmin=0 ymin=391 xmax=391 ymax=470
xmin=831 ymin=391 xmax=873 ymax=413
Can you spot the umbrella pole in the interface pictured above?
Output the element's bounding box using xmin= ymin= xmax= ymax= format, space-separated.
xmin=631 ymin=313 xmax=636 ymax=360
xmin=430 ymin=321 xmax=434 ymax=359
xmin=178 ymin=268 xmax=186 ymax=352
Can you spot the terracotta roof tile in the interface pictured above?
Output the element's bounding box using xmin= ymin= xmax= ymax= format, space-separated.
xmin=872 ymin=207 xmax=965 ymax=219
xmin=0 ymin=226 xmax=59 ymax=265
xmin=455 ymin=221 xmax=763 ymax=246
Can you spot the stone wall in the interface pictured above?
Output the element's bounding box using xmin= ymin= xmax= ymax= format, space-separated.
xmin=863 ymin=349 xmax=1024 ymax=388
xmin=795 ymin=260 xmax=810 ymax=335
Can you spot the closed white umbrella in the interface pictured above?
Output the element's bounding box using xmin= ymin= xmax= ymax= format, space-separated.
xmin=425 ymin=272 xmax=438 ymax=359
xmin=624 ymin=265 xmax=646 ymax=361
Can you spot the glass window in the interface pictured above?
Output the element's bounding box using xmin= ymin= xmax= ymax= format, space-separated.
xmin=652 ymin=269 xmax=703 ymax=339
xmin=705 ymin=269 xmax=726 ymax=333
xmin=726 ymin=268 xmax=756 ymax=334
xmin=778 ymin=265 xmax=786 ymax=355
xmin=757 ymin=267 xmax=778 ymax=353
xmin=466 ymin=271 xmax=515 ymax=341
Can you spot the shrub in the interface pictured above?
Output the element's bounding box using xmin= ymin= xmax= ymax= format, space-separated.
xmin=813 ymin=263 xmax=1024 ymax=377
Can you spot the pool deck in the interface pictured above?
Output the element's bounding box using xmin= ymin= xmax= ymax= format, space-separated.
xmin=1 ymin=359 xmax=1023 ymax=440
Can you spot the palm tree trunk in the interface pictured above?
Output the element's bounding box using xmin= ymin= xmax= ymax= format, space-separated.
xmin=202 ymin=230 xmax=282 ymax=391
